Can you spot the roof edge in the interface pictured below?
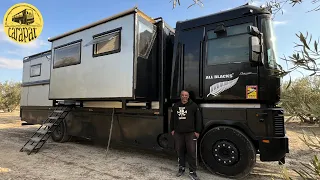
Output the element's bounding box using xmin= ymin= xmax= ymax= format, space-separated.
xmin=23 ymin=50 xmax=51 ymax=62
xmin=48 ymin=7 xmax=150 ymax=42
xmin=177 ymin=4 xmax=270 ymax=25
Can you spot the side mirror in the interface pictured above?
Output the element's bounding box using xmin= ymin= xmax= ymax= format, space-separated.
xmin=249 ymin=36 xmax=261 ymax=63
xmin=247 ymin=25 xmax=261 ymax=36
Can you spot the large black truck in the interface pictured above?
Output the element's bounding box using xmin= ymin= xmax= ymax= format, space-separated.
xmin=20 ymin=4 xmax=289 ymax=179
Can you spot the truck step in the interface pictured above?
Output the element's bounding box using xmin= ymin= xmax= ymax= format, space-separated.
xmin=23 ymin=143 xmax=39 ymax=152
xmin=20 ymin=106 xmax=73 ymax=155
xmin=43 ymin=123 xmax=56 ymax=127
xmin=37 ymin=129 xmax=50 ymax=135
xmin=30 ymin=136 xmax=45 ymax=143
xmin=48 ymin=116 xmax=59 ymax=120
xmin=54 ymin=110 xmax=64 ymax=113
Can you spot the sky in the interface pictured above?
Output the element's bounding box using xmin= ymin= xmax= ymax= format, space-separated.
xmin=0 ymin=0 xmax=319 ymax=83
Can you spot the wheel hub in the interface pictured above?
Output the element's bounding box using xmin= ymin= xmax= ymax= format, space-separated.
xmin=212 ymin=140 xmax=239 ymax=166
xmin=53 ymin=123 xmax=63 ymax=136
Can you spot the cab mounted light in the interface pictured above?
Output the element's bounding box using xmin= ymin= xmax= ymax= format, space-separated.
xmin=214 ymin=23 xmax=226 ymax=33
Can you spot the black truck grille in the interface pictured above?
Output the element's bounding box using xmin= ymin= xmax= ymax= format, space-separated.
xmin=273 ymin=114 xmax=285 ymax=136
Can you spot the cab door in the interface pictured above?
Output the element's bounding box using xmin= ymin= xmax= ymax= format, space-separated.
xmin=179 ymin=26 xmax=204 ymax=100
xmin=203 ymin=17 xmax=260 ymax=101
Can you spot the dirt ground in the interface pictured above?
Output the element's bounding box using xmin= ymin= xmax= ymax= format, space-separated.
xmin=0 ymin=111 xmax=319 ymax=180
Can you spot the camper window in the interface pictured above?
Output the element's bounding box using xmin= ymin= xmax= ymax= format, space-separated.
xmin=137 ymin=15 xmax=156 ymax=59
xmin=53 ymin=40 xmax=81 ymax=69
xmin=206 ymin=23 xmax=252 ymax=65
xmin=91 ymin=28 xmax=121 ymax=57
xmin=30 ymin=64 xmax=41 ymax=77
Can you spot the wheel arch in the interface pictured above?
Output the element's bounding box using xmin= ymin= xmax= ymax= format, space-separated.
xmin=199 ymin=120 xmax=259 ymax=151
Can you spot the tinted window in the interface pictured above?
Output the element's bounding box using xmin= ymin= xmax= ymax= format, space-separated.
xmin=206 ymin=23 xmax=252 ymax=65
xmin=93 ymin=30 xmax=121 ymax=56
xmin=30 ymin=64 xmax=41 ymax=77
xmin=53 ymin=41 xmax=81 ymax=68
xmin=137 ymin=15 xmax=156 ymax=59
xmin=207 ymin=34 xmax=250 ymax=65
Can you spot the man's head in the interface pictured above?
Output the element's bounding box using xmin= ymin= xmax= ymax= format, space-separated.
xmin=180 ymin=90 xmax=189 ymax=104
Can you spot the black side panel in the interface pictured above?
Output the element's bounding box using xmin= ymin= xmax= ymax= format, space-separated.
xmin=135 ymin=34 xmax=159 ymax=100
xmin=163 ymin=29 xmax=174 ymax=103
xmin=201 ymin=107 xmax=257 ymax=139
xmin=20 ymin=106 xmax=52 ymax=124
xmin=201 ymin=107 xmax=285 ymax=140
xmin=160 ymin=21 xmax=175 ymax=131
xmin=65 ymin=108 xmax=165 ymax=150
xmin=21 ymin=106 xmax=166 ymax=150
xmin=170 ymin=22 xmax=181 ymax=100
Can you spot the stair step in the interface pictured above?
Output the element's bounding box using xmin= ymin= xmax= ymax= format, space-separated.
xmin=20 ymin=106 xmax=72 ymax=155
xmin=43 ymin=123 xmax=56 ymax=127
xmin=23 ymin=143 xmax=38 ymax=152
xmin=30 ymin=136 xmax=44 ymax=143
xmin=37 ymin=129 xmax=50 ymax=135
xmin=54 ymin=110 xmax=64 ymax=113
xmin=49 ymin=116 xmax=59 ymax=120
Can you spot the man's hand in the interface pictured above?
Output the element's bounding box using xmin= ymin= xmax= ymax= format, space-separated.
xmin=194 ymin=132 xmax=199 ymax=139
xmin=171 ymin=130 xmax=175 ymax=136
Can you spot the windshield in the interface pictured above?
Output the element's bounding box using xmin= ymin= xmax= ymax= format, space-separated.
xmin=261 ymin=17 xmax=278 ymax=69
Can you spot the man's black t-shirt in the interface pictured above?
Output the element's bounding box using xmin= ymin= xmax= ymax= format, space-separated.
xmin=170 ymin=99 xmax=202 ymax=133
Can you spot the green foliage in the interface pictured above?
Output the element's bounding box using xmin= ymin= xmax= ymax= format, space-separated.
xmin=0 ymin=81 xmax=21 ymax=112
xmin=280 ymin=76 xmax=320 ymax=124
xmin=278 ymin=32 xmax=320 ymax=78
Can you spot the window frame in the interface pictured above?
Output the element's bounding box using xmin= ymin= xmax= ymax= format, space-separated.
xmin=53 ymin=39 xmax=82 ymax=69
xmin=205 ymin=22 xmax=253 ymax=66
xmin=136 ymin=15 xmax=157 ymax=59
xmin=91 ymin=27 xmax=122 ymax=58
xmin=30 ymin=63 xmax=41 ymax=77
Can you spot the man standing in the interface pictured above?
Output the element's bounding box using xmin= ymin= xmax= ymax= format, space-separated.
xmin=170 ymin=90 xmax=202 ymax=180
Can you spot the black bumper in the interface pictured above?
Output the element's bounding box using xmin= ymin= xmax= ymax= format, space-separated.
xmin=259 ymin=136 xmax=289 ymax=162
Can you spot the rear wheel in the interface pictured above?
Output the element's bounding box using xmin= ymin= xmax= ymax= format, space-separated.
xmin=200 ymin=126 xmax=256 ymax=179
xmin=51 ymin=120 xmax=70 ymax=143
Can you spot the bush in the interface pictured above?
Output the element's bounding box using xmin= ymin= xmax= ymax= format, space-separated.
xmin=280 ymin=76 xmax=320 ymax=124
xmin=0 ymin=81 xmax=21 ymax=112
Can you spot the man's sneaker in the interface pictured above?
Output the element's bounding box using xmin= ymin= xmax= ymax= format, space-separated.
xmin=189 ymin=171 xmax=200 ymax=180
xmin=176 ymin=167 xmax=185 ymax=177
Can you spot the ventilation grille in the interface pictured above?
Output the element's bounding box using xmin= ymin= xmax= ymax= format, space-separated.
xmin=273 ymin=114 xmax=285 ymax=136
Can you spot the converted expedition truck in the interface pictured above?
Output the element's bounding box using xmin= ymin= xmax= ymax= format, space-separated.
xmin=20 ymin=4 xmax=289 ymax=179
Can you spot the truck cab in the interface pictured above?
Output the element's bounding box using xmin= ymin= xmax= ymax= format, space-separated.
xmin=169 ymin=4 xmax=288 ymax=178
xmin=170 ymin=5 xmax=280 ymax=105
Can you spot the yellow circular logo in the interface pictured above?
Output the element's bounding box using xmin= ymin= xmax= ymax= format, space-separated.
xmin=3 ymin=3 xmax=43 ymax=44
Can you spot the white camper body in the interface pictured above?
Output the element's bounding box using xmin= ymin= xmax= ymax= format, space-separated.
xmin=48 ymin=8 xmax=157 ymax=101
xmin=21 ymin=51 xmax=52 ymax=107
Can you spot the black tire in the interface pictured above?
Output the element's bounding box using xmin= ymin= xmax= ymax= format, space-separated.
xmin=200 ymin=126 xmax=256 ymax=179
xmin=51 ymin=120 xmax=70 ymax=143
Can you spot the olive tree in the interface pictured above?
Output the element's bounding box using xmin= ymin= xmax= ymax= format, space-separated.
xmin=0 ymin=81 xmax=21 ymax=112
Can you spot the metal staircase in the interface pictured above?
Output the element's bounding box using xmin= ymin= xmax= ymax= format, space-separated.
xmin=20 ymin=106 xmax=72 ymax=155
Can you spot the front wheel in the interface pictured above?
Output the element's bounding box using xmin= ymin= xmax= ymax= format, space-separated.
xmin=200 ymin=126 xmax=256 ymax=179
